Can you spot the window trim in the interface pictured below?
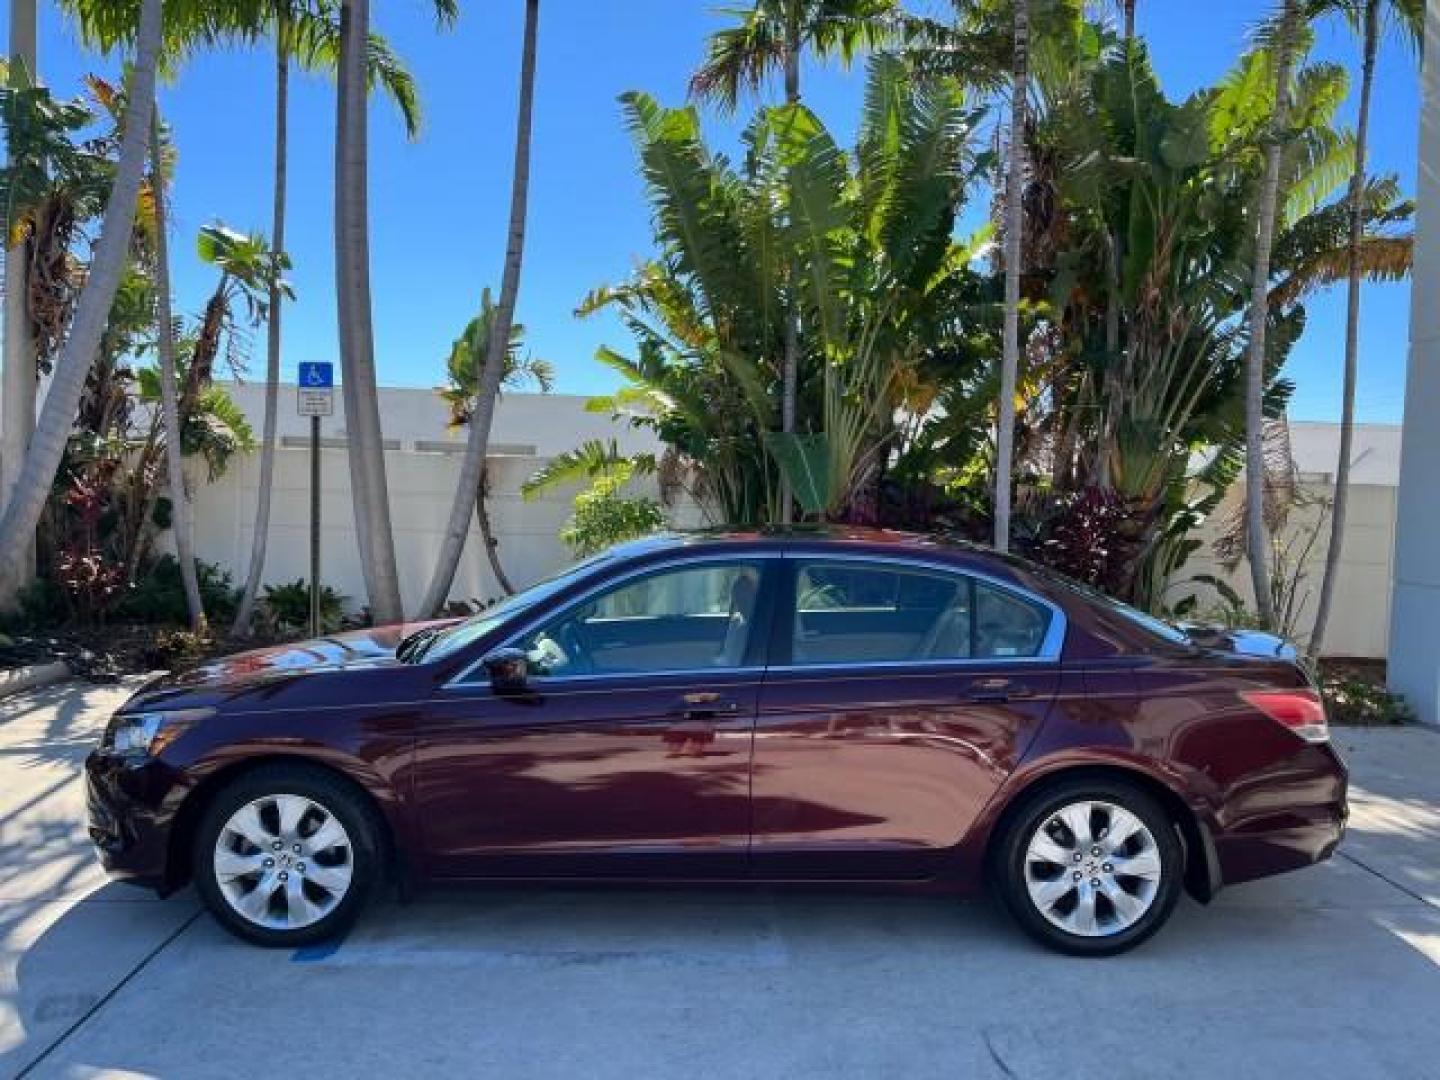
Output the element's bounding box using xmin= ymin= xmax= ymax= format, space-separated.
xmin=444 ymin=552 xmax=782 ymax=689
xmin=771 ymin=553 xmax=1067 ymax=672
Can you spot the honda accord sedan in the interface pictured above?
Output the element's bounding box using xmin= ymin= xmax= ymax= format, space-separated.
xmin=86 ymin=529 xmax=1346 ymax=955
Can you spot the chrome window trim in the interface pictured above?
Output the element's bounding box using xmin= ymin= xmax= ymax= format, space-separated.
xmin=444 ymin=552 xmax=782 ymax=689
xmin=783 ymin=552 xmax=1067 ymax=667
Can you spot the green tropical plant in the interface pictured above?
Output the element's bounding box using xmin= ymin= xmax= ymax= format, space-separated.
xmin=994 ymin=29 xmax=1411 ymax=606
xmin=586 ymin=57 xmax=985 ymax=526
xmin=691 ymin=0 xmax=899 ymax=524
xmin=559 ymin=470 xmax=668 ymax=557
xmin=0 ymin=0 xmax=164 ymax=609
xmin=260 ymin=578 xmax=347 ymax=634
xmin=117 ymin=554 xmax=240 ymax=626
xmin=435 ymin=286 xmax=554 ymax=596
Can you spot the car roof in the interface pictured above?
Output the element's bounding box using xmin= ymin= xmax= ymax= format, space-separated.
xmin=612 ymin=525 xmax=986 ymax=556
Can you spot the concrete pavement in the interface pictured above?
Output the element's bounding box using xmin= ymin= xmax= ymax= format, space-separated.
xmin=2 ymin=680 xmax=1439 ymax=1079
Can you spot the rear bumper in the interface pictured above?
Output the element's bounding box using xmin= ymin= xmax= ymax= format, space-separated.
xmin=85 ymin=751 xmax=184 ymax=893
xmin=1210 ymin=742 xmax=1349 ymax=888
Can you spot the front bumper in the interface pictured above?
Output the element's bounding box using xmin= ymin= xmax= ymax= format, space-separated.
xmin=85 ymin=751 xmax=186 ymax=893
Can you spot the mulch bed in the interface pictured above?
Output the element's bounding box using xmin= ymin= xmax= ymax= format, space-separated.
xmin=0 ymin=624 xmax=297 ymax=682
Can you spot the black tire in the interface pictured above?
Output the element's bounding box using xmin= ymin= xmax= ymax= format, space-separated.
xmin=192 ymin=762 xmax=386 ymax=948
xmin=993 ymin=777 xmax=1184 ymax=957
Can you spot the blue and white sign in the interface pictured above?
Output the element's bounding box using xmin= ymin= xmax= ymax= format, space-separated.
xmin=297 ymin=362 xmax=335 ymax=417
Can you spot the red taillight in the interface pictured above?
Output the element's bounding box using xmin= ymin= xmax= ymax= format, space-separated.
xmin=1241 ymin=689 xmax=1329 ymax=743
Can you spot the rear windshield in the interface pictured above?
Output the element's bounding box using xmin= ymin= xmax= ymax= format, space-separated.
xmin=1034 ymin=571 xmax=1191 ymax=647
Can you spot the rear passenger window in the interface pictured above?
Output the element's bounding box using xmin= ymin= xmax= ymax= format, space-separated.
xmin=973 ymin=581 xmax=1050 ymax=658
xmin=790 ymin=562 xmax=1051 ymax=665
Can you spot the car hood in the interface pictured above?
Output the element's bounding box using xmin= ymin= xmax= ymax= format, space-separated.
xmin=128 ymin=620 xmax=459 ymax=707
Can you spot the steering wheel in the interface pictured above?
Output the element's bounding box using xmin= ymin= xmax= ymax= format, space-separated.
xmin=555 ymin=620 xmax=595 ymax=676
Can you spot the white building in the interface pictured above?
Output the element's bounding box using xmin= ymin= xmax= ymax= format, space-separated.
xmin=194 ymin=383 xmax=686 ymax=618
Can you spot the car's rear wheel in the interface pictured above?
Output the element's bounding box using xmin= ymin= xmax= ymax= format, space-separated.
xmin=994 ymin=778 xmax=1183 ymax=956
xmin=193 ymin=764 xmax=383 ymax=947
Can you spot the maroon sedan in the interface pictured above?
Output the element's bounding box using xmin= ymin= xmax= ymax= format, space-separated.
xmin=86 ymin=529 xmax=1346 ymax=955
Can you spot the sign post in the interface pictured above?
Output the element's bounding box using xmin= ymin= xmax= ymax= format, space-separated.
xmin=296 ymin=362 xmax=335 ymax=638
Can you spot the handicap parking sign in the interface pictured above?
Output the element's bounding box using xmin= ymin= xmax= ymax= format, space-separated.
xmin=297 ymin=362 xmax=335 ymax=416
xmin=298 ymin=361 xmax=334 ymax=389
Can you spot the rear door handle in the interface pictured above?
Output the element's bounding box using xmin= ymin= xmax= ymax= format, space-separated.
xmin=675 ymin=691 xmax=741 ymax=719
xmin=964 ymin=678 xmax=1031 ymax=704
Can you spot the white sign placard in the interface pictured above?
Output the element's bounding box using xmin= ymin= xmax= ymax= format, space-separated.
xmin=298 ymin=389 xmax=334 ymax=417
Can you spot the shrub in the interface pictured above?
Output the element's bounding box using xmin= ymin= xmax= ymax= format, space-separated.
xmin=117 ymin=555 xmax=240 ymax=625
xmin=142 ymin=629 xmax=214 ymax=670
xmin=1322 ymin=676 xmax=1414 ymax=727
xmin=559 ymin=473 xmax=667 ymax=557
xmin=260 ymin=579 xmax=346 ymax=635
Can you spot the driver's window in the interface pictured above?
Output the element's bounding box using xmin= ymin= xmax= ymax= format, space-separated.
xmin=516 ymin=562 xmax=764 ymax=678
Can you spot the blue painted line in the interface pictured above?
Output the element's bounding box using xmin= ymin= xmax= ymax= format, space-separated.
xmin=291 ymin=933 xmax=348 ymax=963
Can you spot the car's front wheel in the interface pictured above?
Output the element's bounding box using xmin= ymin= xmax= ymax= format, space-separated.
xmin=994 ymin=778 xmax=1183 ymax=956
xmin=193 ymin=764 xmax=384 ymax=947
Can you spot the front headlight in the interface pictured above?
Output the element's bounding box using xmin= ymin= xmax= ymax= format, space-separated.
xmin=102 ymin=708 xmax=214 ymax=758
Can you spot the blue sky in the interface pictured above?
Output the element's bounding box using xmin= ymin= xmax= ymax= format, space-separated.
xmin=29 ymin=0 xmax=1422 ymax=423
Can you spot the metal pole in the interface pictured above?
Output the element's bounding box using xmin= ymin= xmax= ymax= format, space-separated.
xmin=310 ymin=413 xmax=321 ymax=637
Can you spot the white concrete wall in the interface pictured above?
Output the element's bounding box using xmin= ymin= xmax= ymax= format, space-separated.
xmin=191 ymin=385 xmax=700 ymax=615
xmin=1176 ymin=481 xmax=1397 ymax=659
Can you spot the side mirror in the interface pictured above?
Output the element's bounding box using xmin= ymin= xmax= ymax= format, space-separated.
xmin=482 ymin=648 xmax=531 ymax=694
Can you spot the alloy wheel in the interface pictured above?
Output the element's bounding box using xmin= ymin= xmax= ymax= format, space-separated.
xmin=212 ymin=794 xmax=354 ymax=931
xmin=1022 ymin=799 xmax=1163 ymax=938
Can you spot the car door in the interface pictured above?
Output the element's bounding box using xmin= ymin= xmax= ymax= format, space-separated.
xmin=412 ymin=556 xmax=775 ymax=880
xmin=750 ymin=555 xmax=1063 ymax=880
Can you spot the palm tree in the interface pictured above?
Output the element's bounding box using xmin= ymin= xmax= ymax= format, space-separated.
xmin=0 ymin=0 xmax=164 ymax=603
xmin=690 ymin=0 xmax=895 ymax=108
xmin=232 ymin=5 xmax=421 ymax=637
xmin=1307 ymin=0 xmax=1423 ymax=657
xmin=436 ymin=288 xmax=554 ymax=597
xmin=418 ymin=0 xmax=538 ymax=617
xmin=994 ymin=0 xmax=1028 ymax=553
xmin=148 ymin=109 xmax=206 ymax=632
xmin=690 ymin=0 xmax=895 ymax=524
xmin=1243 ymin=0 xmax=1305 ymax=629
xmin=336 ymin=0 xmax=454 ymax=624
xmin=1 ymin=0 xmax=38 ymax=601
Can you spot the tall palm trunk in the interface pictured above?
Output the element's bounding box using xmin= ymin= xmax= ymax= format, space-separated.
xmin=476 ymin=467 xmax=515 ymax=596
xmin=1122 ymin=0 xmax=1136 ymax=40
xmin=1243 ymin=0 xmax=1302 ymax=629
xmin=994 ymin=0 xmax=1028 ymax=554
xmin=335 ymin=0 xmax=403 ymax=623
xmin=1309 ymin=0 xmax=1379 ymax=657
xmin=149 ymin=112 xmax=206 ymax=633
xmin=232 ymin=27 xmax=291 ymax=637
xmin=777 ymin=3 xmax=802 ymax=525
xmin=0 ymin=0 xmax=163 ymax=598
xmin=418 ymin=0 xmax=540 ymax=616
xmin=2 ymin=0 xmax=38 ymax=604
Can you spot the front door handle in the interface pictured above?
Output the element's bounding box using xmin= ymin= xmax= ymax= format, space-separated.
xmin=675 ymin=691 xmax=740 ymax=719
xmin=964 ymin=678 xmax=1031 ymax=704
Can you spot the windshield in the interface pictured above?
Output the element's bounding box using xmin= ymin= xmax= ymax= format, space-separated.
xmin=407 ymin=550 xmax=617 ymax=664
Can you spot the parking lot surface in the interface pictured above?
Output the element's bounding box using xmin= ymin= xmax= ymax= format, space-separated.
xmin=2 ymin=679 xmax=1438 ymax=1079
